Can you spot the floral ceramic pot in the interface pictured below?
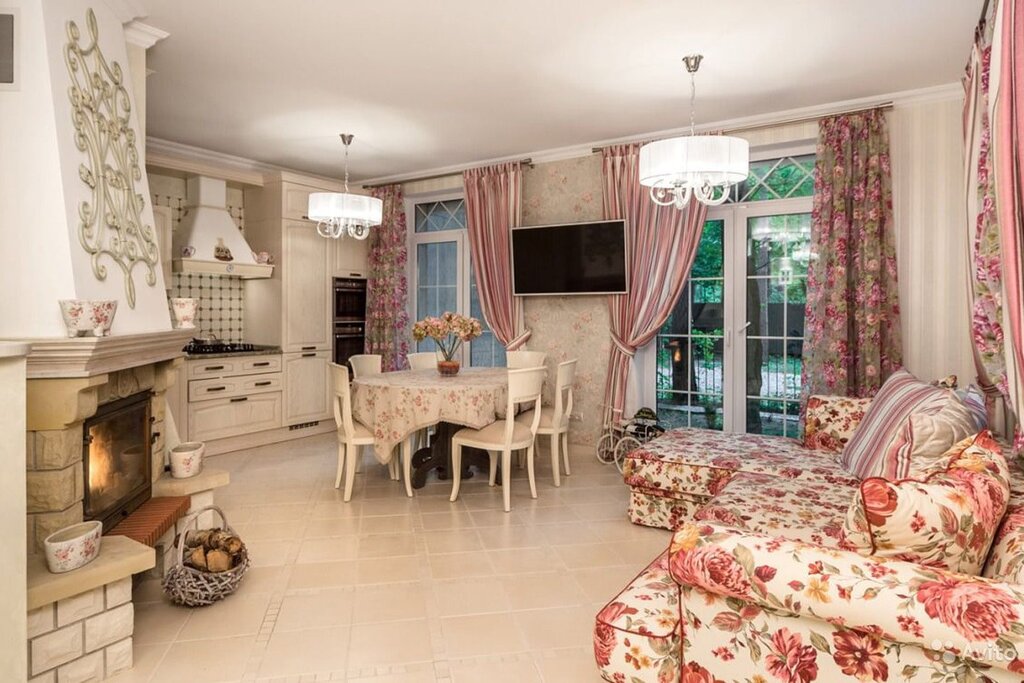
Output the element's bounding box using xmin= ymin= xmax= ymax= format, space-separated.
xmin=169 ymin=441 xmax=205 ymax=478
xmin=437 ymin=360 xmax=461 ymax=377
xmin=170 ymin=297 xmax=199 ymax=329
xmin=44 ymin=521 xmax=102 ymax=574
xmin=58 ymin=300 xmax=117 ymax=337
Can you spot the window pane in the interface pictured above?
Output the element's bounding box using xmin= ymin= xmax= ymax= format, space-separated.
xmin=746 ymin=396 xmax=802 ymax=437
xmin=692 ymin=337 xmax=723 ymax=396
xmin=690 ymin=220 xmax=724 ymax=278
xmin=690 ymin=394 xmax=723 ymax=431
xmin=657 ymin=336 xmax=691 ymax=395
xmin=730 ymin=155 xmax=817 ymax=204
xmin=414 ymin=199 xmax=467 ymax=233
xmin=657 ymin=391 xmax=691 ymax=430
xmin=661 ymin=282 xmax=691 ymax=335
xmin=692 ymin=281 xmax=724 ymax=334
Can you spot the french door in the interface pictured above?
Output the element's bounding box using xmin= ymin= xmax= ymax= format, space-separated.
xmin=649 ymin=196 xmax=813 ymax=437
xmin=406 ymin=194 xmax=506 ymax=367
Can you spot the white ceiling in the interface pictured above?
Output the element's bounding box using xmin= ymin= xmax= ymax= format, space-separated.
xmin=140 ymin=0 xmax=981 ymax=182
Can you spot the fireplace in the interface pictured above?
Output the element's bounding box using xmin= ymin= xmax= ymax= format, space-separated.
xmin=83 ymin=392 xmax=153 ymax=530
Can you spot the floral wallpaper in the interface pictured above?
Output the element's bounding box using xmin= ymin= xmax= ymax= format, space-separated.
xmin=522 ymin=155 xmax=609 ymax=444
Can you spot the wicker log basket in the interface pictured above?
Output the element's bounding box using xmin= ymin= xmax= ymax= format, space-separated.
xmin=162 ymin=505 xmax=250 ymax=607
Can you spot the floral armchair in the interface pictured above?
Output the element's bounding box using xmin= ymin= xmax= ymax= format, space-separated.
xmin=596 ymin=522 xmax=1024 ymax=682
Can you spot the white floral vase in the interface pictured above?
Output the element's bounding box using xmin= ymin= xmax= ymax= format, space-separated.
xmin=44 ymin=521 xmax=102 ymax=573
xmin=58 ymin=300 xmax=117 ymax=337
xmin=170 ymin=297 xmax=199 ymax=329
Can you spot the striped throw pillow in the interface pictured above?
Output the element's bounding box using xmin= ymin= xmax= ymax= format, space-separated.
xmin=840 ymin=369 xmax=951 ymax=479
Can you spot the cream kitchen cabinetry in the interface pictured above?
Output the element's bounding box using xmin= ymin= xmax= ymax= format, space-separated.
xmin=282 ymin=220 xmax=330 ymax=351
xmin=283 ymin=350 xmax=332 ymax=425
xmin=332 ymin=236 xmax=369 ymax=278
xmin=183 ymin=354 xmax=284 ymax=443
xmin=243 ymin=172 xmax=356 ymax=428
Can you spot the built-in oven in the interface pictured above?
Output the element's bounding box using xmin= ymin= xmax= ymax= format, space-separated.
xmin=334 ymin=322 xmax=366 ymax=367
xmin=334 ymin=277 xmax=367 ymax=322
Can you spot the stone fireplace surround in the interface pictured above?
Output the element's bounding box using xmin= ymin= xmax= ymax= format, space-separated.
xmin=19 ymin=329 xmax=229 ymax=682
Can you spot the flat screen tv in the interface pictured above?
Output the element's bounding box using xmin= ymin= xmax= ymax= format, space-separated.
xmin=511 ymin=219 xmax=628 ymax=296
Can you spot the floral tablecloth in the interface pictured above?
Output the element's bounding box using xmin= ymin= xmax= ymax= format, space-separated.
xmin=351 ymin=368 xmax=509 ymax=463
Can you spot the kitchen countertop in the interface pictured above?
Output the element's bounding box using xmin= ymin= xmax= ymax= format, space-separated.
xmin=185 ymin=345 xmax=282 ymax=360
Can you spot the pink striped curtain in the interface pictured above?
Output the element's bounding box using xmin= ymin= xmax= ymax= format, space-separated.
xmin=463 ymin=162 xmax=530 ymax=349
xmin=366 ymin=184 xmax=409 ymax=371
xmin=995 ymin=0 xmax=1024 ymax=450
xmin=600 ymin=143 xmax=708 ymax=421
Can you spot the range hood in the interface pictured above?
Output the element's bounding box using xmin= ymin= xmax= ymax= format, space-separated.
xmin=172 ymin=176 xmax=273 ymax=278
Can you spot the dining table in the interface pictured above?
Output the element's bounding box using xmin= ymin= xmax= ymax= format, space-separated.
xmin=350 ymin=367 xmax=510 ymax=488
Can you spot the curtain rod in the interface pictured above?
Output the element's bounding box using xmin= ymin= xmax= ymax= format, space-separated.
xmin=362 ymin=157 xmax=533 ymax=189
xmin=590 ymin=102 xmax=895 ymax=153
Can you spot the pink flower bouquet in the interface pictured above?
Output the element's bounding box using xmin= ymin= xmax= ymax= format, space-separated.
xmin=411 ymin=312 xmax=483 ymax=361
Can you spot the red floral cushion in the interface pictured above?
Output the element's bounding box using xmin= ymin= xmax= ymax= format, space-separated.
xmin=842 ymin=430 xmax=1009 ymax=574
xmin=802 ymin=394 xmax=872 ymax=453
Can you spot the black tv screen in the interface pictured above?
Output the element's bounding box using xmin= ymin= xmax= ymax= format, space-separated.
xmin=511 ymin=220 xmax=628 ymax=295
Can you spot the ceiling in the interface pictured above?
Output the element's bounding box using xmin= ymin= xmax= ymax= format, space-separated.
xmin=140 ymin=0 xmax=981 ymax=182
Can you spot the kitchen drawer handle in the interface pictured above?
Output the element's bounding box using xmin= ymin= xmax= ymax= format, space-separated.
xmin=254 ymin=381 xmax=272 ymax=387
xmin=301 ymin=346 xmax=316 ymax=351
xmin=207 ymin=386 xmax=227 ymax=392
xmin=302 ymin=352 xmax=316 ymax=358
xmin=204 ymin=365 xmax=225 ymax=371
xmin=253 ymin=361 xmax=271 ymax=367
xmin=230 ymin=397 xmax=248 ymax=403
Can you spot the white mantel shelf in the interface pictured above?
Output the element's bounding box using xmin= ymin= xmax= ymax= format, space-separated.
xmin=5 ymin=329 xmax=193 ymax=379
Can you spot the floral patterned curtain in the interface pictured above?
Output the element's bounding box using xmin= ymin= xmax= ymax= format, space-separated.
xmin=802 ymin=110 xmax=902 ymax=399
xmin=366 ymin=184 xmax=409 ymax=371
xmin=965 ymin=14 xmax=1014 ymax=433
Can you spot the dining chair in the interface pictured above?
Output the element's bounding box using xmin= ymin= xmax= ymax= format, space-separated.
xmin=406 ymin=351 xmax=437 ymax=370
xmin=330 ymin=363 xmax=413 ymax=500
xmin=348 ymin=354 xmax=382 ymax=379
xmin=449 ymin=367 xmax=546 ymax=512
xmin=515 ymin=358 xmax=577 ymax=486
xmin=506 ymin=349 xmax=547 ymax=370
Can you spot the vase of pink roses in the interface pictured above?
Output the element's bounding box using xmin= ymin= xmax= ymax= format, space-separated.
xmin=411 ymin=312 xmax=483 ymax=376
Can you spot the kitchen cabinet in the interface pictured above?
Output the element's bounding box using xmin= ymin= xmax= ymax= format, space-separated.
xmin=282 ymin=220 xmax=330 ymax=351
xmin=332 ymin=236 xmax=369 ymax=279
xmin=283 ymin=350 xmax=332 ymax=425
xmin=189 ymin=392 xmax=283 ymax=442
xmin=182 ymin=353 xmax=284 ymax=443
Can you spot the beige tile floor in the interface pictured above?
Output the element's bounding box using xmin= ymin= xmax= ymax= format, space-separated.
xmin=111 ymin=433 xmax=669 ymax=683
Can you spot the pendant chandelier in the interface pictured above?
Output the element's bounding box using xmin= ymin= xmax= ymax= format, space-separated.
xmin=308 ymin=134 xmax=383 ymax=240
xmin=639 ymin=55 xmax=750 ymax=209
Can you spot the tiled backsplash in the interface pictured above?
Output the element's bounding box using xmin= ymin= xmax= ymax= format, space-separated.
xmin=170 ymin=273 xmax=245 ymax=341
xmin=150 ymin=173 xmax=247 ymax=342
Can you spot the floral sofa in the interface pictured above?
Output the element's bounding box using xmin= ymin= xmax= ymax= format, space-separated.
xmin=597 ymin=377 xmax=1024 ymax=682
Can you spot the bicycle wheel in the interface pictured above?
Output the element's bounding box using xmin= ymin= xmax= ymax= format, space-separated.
xmin=595 ymin=432 xmax=616 ymax=464
xmin=614 ymin=436 xmax=642 ymax=473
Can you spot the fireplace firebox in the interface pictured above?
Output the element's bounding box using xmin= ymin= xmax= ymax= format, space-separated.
xmin=82 ymin=392 xmax=153 ymax=530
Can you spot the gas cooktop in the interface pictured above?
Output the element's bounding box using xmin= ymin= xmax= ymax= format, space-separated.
xmin=183 ymin=339 xmax=259 ymax=355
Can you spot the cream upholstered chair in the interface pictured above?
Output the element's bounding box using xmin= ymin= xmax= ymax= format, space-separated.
xmin=506 ymin=350 xmax=547 ymax=369
xmin=406 ymin=352 xmax=437 ymax=370
xmin=330 ymin=363 xmax=413 ymax=499
xmin=348 ymin=354 xmax=382 ymax=379
xmin=449 ymin=367 xmax=546 ymax=512
xmin=515 ymin=359 xmax=576 ymax=486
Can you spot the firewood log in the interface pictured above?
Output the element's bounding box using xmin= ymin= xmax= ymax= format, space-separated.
xmin=188 ymin=546 xmax=207 ymax=570
xmin=205 ymin=529 xmax=230 ymax=551
xmin=185 ymin=529 xmax=208 ymax=548
xmin=221 ymin=536 xmax=244 ymax=555
xmin=205 ymin=548 xmax=232 ymax=572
